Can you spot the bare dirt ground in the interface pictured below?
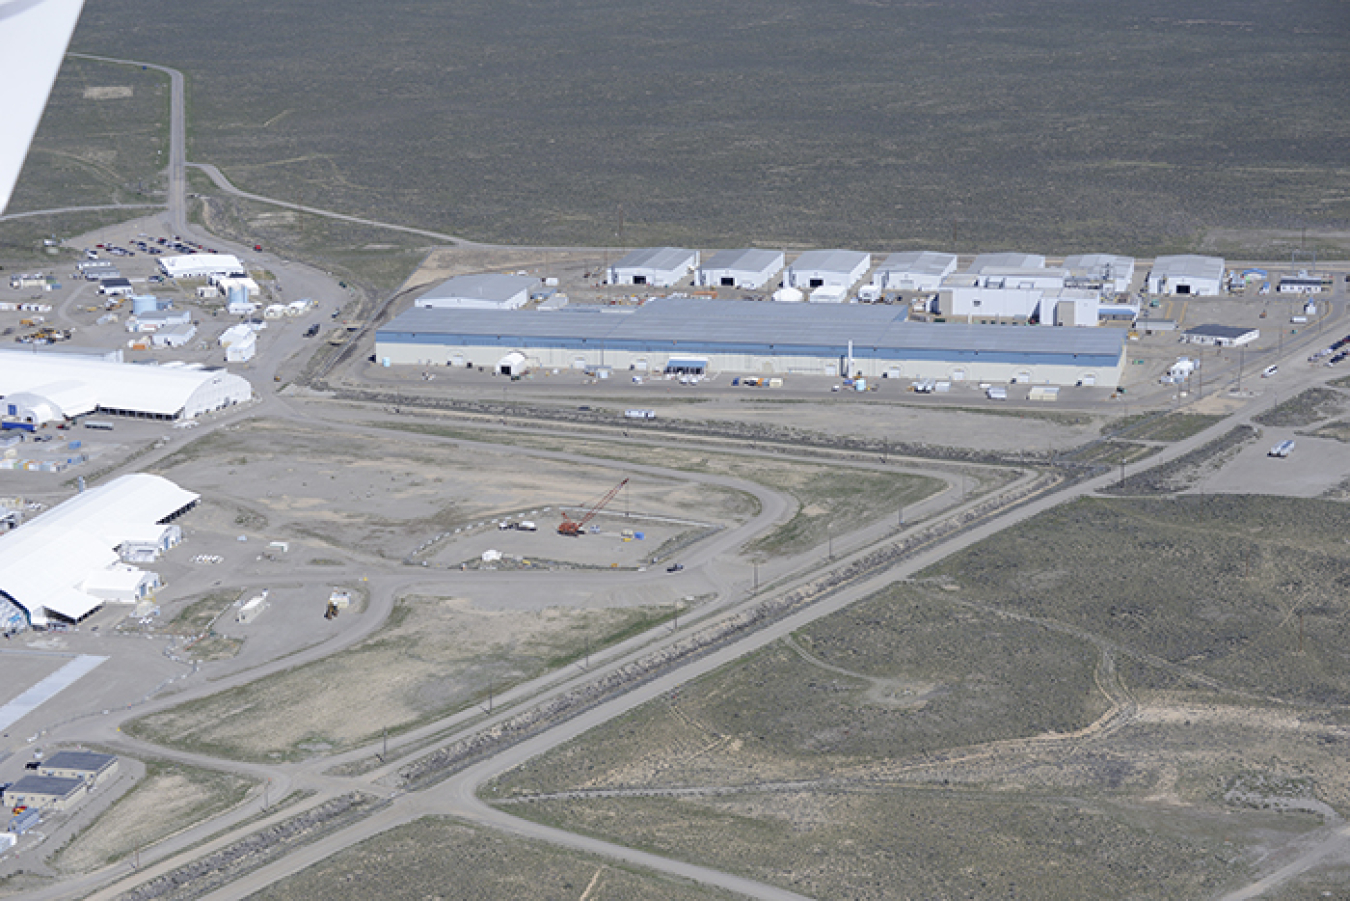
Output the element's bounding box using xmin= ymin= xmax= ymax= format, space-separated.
xmin=51 ymin=762 xmax=253 ymax=874
xmin=125 ymin=593 xmax=674 ymax=762
xmin=148 ymin=418 xmax=750 ymax=565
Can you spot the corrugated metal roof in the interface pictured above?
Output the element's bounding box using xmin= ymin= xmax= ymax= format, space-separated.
xmin=700 ymin=249 xmax=783 ymax=273
xmin=418 ymin=274 xmax=536 ymax=305
xmin=1152 ymin=255 xmax=1224 ymax=281
xmin=875 ymin=251 xmax=957 ymax=277
xmin=968 ymin=252 xmax=1045 ymax=274
xmin=611 ymin=247 xmax=697 ymax=272
xmin=788 ymin=249 xmax=869 ymax=274
xmin=380 ymin=298 xmax=1124 ymax=356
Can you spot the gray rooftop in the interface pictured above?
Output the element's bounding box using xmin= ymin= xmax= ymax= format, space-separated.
xmin=1153 ymin=255 xmax=1224 ymax=280
xmin=701 ymin=249 xmax=783 ymax=272
xmin=967 ymin=253 xmax=1046 ymax=274
xmin=43 ymin=750 xmax=116 ymax=773
xmin=7 ymin=774 xmax=85 ymax=797
xmin=1184 ymin=324 xmax=1257 ymax=339
xmin=611 ymin=247 xmax=697 ymax=272
xmin=788 ymin=250 xmax=869 ymax=274
xmin=875 ymin=251 xmax=957 ymax=276
xmin=418 ymin=274 xmax=537 ymax=305
xmin=381 ymin=297 xmax=1124 ymax=357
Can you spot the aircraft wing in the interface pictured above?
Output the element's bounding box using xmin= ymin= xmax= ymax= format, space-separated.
xmin=0 ymin=0 xmax=87 ymax=214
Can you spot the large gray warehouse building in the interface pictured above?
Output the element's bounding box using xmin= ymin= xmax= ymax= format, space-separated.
xmin=376 ymin=298 xmax=1125 ymax=386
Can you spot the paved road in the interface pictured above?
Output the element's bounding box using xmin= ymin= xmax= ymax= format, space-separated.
xmin=10 ymin=52 xmax=1349 ymax=901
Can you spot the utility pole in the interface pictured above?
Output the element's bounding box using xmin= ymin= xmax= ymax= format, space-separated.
xmin=1119 ymin=460 xmax=1126 ymax=488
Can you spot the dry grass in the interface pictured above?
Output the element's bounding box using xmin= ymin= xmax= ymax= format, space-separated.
xmin=125 ymin=595 xmax=673 ymax=762
xmin=51 ymin=761 xmax=253 ymax=874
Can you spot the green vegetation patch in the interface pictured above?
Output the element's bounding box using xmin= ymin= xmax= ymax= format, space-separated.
xmin=125 ymin=595 xmax=675 ymax=762
xmin=51 ymin=760 xmax=253 ymax=874
xmin=246 ymin=816 xmax=739 ymax=901
xmin=924 ymin=496 xmax=1350 ymax=703
xmin=1252 ymin=388 xmax=1347 ymax=428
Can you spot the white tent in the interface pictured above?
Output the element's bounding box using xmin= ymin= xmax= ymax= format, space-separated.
xmin=0 ymin=351 xmax=251 ymax=421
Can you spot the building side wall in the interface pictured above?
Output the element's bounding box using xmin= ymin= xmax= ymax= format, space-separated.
xmin=376 ymin=337 xmax=1122 ymax=387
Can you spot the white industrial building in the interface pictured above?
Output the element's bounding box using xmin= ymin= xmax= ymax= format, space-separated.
xmin=1147 ymin=255 xmax=1225 ymax=296
xmin=126 ymin=310 xmax=192 ymax=333
xmin=1180 ymin=324 xmax=1259 ymax=347
xmin=0 ymin=352 xmax=251 ymax=423
xmin=607 ymin=247 xmax=700 ymax=287
xmin=938 ymin=285 xmax=1135 ymax=327
xmin=413 ymin=273 xmax=536 ymax=311
xmin=98 ymin=277 xmax=133 ymax=297
xmin=158 ymin=253 xmax=246 ymax=280
xmin=377 ymin=297 xmax=1125 ymax=387
xmin=871 ymin=251 xmax=958 ymax=292
xmin=696 ymin=249 xmax=785 ymax=290
xmin=962 ymin=253 xmax=1066 ymax=291
xmin=210 ymin=274 xmax=260 ymax=298
xmin=151 ymin=322 xmax=197 ymax=348
xmin=0 ymin=473 xmax=197 ymax=627
xmin=1063 ymin=254 xmax=1136 ymax=294
xmin=1277 ymin=273 xmax=1325 ymax=294
xmin=784 ymin=250 xmax=871 ymax=291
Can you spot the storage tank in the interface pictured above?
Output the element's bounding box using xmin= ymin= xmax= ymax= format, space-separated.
xmin=228 ymin=284 xmax=247 ymax=307
xmin=131 ymin=295 xmax=159 ymax=315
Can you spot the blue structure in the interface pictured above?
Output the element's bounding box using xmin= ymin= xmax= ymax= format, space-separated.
xmin=376 ymin=297 xmax=1126 ymax=386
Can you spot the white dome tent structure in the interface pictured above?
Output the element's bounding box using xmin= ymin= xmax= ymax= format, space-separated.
xmin=0 ymin=352 xmax=251 ymax=423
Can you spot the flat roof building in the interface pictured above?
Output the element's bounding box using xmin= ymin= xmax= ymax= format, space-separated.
xmin=377 ymin=297 xmax=1124 ymax=387
xmin=1180 ymin=324 xmax=1259 ymax=347
xmin=696 ymin=249 xmax=785 ymax=290
xmin=607 ymin=248 xmax=699 ymax=287
xmin=41 ymin=751 xmax=118 ymax=786
xmin=414 ymin=274 xmax=537 ymax=311
xmin=4 ymin=775 xmax=85 ymax=811
xmin=784 ymin=250 xmax=871 ymax=291
xmin=872 ymin=251 xmax=958 ymax=292
xmin=1148 ymin=255 xmax=1224 ymax=296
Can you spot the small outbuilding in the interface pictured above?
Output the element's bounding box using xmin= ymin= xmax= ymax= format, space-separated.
xmin=696 ymin=249 xmax=785 ymax=290
xmin=40 ymin=750 xmax=118 ymax=787
xmin=4 ymin=775 xmax=86 ymax=811
xmin=1180 ymin=324 xmax=1259 ymax=347
xmin=607 ymin=248 xmax=699 ymax=287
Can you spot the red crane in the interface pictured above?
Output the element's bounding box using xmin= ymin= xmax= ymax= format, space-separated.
xmin=558 ymin=478 xmax=628 ymax=536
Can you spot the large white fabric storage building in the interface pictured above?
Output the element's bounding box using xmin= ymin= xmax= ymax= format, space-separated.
xmin=0 ymin=352 xmax=251 ymax=423
xmin=607 ymin=247 xmax=700 ymax=287
xmin=414 ymin=274 xmax=537 ymax=310
xmin=964 ymin=252 xmax=1065 ymax=291
xmin=784 ymin=250 xmax=871 ymax=291
xmin=696 ymin=249 xmax=785 ymax=290
xmin=0 ymin=473 xmax=197 ymax=626
xmin=1147 ymin=255 xmax=1224 ymax=296
xmin=872 ymin=251 xmax=958 ymax=292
